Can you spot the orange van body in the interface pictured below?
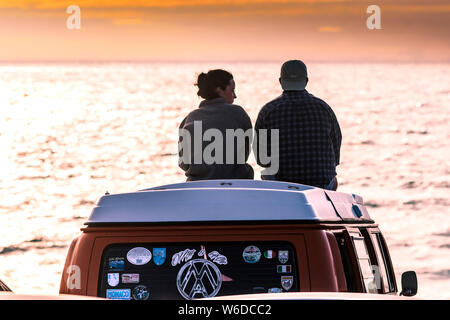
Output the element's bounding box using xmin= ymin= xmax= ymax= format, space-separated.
xmin=58 ymin=180 xmax=399 ymax=299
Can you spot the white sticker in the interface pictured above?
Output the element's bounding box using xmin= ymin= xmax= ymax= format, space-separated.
xmin=171 ymin=249 xmax=196 ymax=266
xmin=208 ymin=251 xmax=228 ymax=265
xmin=122 ymin=273 xmax=140 ymax=284
xmin=107 ymin=273 xmax=120 ymax=287
xmin=176 ymin=259 xmax=222 ymax=300
xmin=127 ymin=247 xmax=152 ymax=265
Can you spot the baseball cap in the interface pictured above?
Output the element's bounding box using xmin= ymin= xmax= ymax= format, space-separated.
xmin=280 ymin=60 xmax=308 ymax=91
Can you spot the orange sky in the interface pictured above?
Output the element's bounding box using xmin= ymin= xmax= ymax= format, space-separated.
xmin=0 ymin=0 xmax=449 ymax=62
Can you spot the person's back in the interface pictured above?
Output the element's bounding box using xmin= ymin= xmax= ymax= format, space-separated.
xmin=179 ymin=69 xmax=254 ymax=181
xmin=255 ymin=60 xmax=341 ymax=189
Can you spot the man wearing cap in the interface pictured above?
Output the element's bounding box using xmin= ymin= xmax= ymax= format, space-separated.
xmin=255 ymin=60 xmax=342 ymax=190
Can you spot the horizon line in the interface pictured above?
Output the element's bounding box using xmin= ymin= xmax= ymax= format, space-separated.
xmin=0 ymin=59 xmax=449 ymax=64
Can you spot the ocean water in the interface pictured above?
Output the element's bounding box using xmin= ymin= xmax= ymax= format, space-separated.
xmin=0 ymin=62 xmax=449 ymax=298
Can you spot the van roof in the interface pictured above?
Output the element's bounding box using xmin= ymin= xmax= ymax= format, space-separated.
xmin=86 ymin=180 xmax=373 ymax=226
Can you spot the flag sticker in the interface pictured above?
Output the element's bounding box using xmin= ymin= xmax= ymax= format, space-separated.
xmin=264 ymin=250 xmax=277 ymax=259
xmin=277 ymin=265 xmax=292 ymax=273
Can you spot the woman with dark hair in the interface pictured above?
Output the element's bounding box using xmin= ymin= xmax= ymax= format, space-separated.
xmin=178 ymin=69 xmax=254 ymax=181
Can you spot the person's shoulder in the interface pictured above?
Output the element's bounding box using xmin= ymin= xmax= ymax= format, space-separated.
xmin=254 ymin=95 xmax=285 ymax=126
xmin=306 ymin=92 xmax=336 ymax=113
xmin=180 ymin=109 xmax=197 ymax=123
xmin=179 ymin=106 xmax=204 ymax=128
xmin=228 ymin=103 xmax=245 ymax=111
xmin=259 ymin=94 xmax=285 ymax=113
xmin=266 ymin=94 xmax=285 ymax=106
xmin=305 ymin=91 xmax=330 ymax=107
xmin=227 ymin=103 xmax=250 ymax=117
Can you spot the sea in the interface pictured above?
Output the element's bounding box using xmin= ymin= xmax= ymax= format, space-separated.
xmin=0 ymin=62 xmax=449 ymax=299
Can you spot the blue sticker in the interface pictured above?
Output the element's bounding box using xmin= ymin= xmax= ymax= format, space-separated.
xmin=107 ymin=273 xmax=120 ymax=287
xmin=106 ymin=289 xmax=131 ymax=300
xmin=242 ymin=245 xmax=261 ymax=264
xmin=153 ymin=248 xmax=166 ymax=266
xmin=108 ymin=257 xmax=125 ymax=271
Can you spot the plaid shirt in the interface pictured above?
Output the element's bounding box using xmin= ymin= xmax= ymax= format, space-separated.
xmin=255 ymin=90 xmax=342 ymax=188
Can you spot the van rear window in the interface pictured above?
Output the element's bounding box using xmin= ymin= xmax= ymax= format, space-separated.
xmin=98 ymin=241 xmax=298 ymax=300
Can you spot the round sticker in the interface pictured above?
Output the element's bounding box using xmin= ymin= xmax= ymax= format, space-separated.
xmin=127 ymin=247 xmax=152 ymax=265
xmin=132 ymin=285 xmax=149 ymax=300
xmin=242 ymin=245 xmax=261 ymax=264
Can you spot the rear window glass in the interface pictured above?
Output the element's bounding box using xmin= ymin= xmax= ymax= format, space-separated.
xmin=370 ymin=233 xmax=395 ymax=292
xmin=0 ymin=280 xmax=11 ymax=292
xmin=351 ymin=236 xmax=378 ymax=294
xmin=98 ymin=241 xmax=298 ymax=300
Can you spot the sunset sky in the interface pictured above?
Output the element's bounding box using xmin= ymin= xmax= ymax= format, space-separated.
xmin=0 ymin=0 xmax=448 ymax=62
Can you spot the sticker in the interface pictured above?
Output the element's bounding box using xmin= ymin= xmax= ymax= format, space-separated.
xmin=264 ymin=250 xmax=277 ymax=259
xmin=278 ymin=250 xmax=289 ymax=264
xmin=172 ymin=249 xmax=196 ymax=266
xmin=222 ymin=274 xmax=234 ymax=282
xmin=176 ymin=259 xmax=222 ymax=300
xmin=107 ymin=273 xmax=120 ymax=287
xmin=208 ymin=251 xmax=228 ymax=265
xmin=106 ymin=289 xmax=131 ymax=300
xmin=122 ymin=273 xmax=140 ymax=284
xmin=242 ymin=245 xmax=261 ymax=264
xmin=198 ymin=248 xmax=206 ymax=258
xmin=132 ymin=285 xmax=149 ymax=300
xmin=108 ymin=257 xmax=125 ymax=271
xmin=127 ymin=247 xmax=152 ymax=266
xmin=268 ymin=288 xmax=283 ymax=293
xmin=277 ymin=265 xmax=292 ymax=273
xmin=281 ymin=276 xmax=294 ymax=291
xmin=153 ymin=248 xmax=166 ymax=266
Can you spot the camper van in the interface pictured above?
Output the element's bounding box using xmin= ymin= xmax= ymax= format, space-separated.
xmin=58 ymin=180 xmax=418 ymax=300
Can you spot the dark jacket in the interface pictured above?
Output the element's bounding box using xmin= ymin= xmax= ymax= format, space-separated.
xmin=255 ymin=90 xmax=342 ymax=188
xmin=178 ymin=98 xmax=254 ymax=181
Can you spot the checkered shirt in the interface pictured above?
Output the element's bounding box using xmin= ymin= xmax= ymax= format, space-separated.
xmin=255 ymin=90 xmax=342 ymax=188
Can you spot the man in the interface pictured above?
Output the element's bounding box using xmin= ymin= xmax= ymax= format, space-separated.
xmin=255 ymin=60 xmax=342 ymax=190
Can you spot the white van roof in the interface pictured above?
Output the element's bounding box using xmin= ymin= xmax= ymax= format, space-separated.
xmin=86 ymin=180 xmax=372 ymax=225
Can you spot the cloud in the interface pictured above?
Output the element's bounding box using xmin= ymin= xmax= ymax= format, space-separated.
xmin=318 ymin=26 xmax=341 ymax=32
xmin=0 ymin=1 xmax=351 ymax=10
xmin=112 ymin=18 xmax=143 ymax=25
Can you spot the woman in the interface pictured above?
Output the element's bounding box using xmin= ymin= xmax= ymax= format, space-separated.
xmin=178 ymin=69 xmax=254 ymax=181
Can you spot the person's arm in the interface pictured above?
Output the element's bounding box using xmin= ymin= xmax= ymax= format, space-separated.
xmin=178 ymin=117 xmax=190 ymax=171
xmin=242 ymin=110 xmax=253 ymax=163
xmin=330 ymin=110 xmax=342 ymax=166
xmin=254 ymin=110 xmax=272 ymax=168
